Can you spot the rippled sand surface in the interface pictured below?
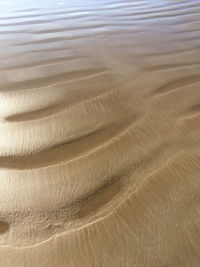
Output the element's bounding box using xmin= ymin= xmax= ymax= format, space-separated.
xmin=0 ymin=0 xmax=200 ymax=266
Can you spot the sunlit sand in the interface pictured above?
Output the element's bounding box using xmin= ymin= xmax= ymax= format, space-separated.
xmin=0 ymin=0 xmax=200 ymax=266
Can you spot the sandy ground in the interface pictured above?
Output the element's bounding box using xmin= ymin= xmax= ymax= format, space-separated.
xmin=0 ymin=0 xmax=200 ymax=266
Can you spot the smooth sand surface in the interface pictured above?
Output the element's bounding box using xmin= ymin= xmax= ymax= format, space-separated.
xmin=0 ymin=0 xmax=200 ymax=266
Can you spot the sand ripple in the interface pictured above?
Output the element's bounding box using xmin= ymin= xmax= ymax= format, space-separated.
xmin=0 ymin=0 xmax=200 ymax=266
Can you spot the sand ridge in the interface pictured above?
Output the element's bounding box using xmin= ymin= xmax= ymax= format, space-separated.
xmin=0 ymin=0 xmax=200 ymax=266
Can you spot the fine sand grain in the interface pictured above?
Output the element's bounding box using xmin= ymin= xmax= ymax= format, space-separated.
xmin=0 ymin=0 xmax=200 ymax=266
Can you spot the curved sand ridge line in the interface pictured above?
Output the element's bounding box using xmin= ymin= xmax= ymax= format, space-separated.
xmin=1 ymin=151 xmax=200 ymax=256
xmin=0 ymin=0 xmax=200 ymax=266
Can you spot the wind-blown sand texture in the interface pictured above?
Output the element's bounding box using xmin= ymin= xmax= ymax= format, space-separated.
xmin=0 ymin=0 xmax=200 ymax=266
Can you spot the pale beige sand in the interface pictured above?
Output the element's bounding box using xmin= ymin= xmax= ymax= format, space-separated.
xmin=0 ymin=0 xmax=200 ymax=266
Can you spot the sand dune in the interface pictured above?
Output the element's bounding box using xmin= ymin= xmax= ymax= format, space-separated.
xmin=0 ymin=0 xmax=200 ymax=266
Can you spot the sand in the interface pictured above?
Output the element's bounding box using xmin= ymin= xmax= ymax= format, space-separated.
xmin=0 ymin=0 xmax=200 ymax=266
